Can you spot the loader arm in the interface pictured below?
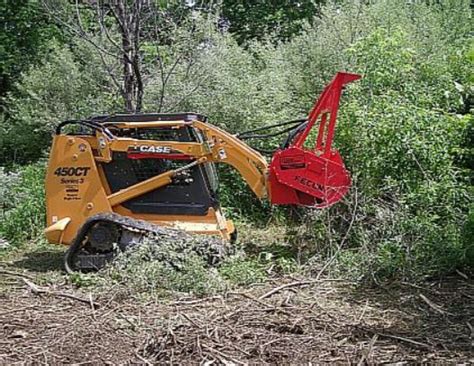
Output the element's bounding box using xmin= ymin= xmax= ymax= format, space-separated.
xmin=191 ymin=121 xmax=269 ymax=199
xmin=81 ymin=123 xmax=270 ymax=204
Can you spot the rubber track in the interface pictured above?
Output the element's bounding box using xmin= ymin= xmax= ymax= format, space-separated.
xmin=64 ymin=212 xmax=221 ymax=273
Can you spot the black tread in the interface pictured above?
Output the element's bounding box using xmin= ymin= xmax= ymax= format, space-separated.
xmin=64 ymin=213 xmax=226 ymax=273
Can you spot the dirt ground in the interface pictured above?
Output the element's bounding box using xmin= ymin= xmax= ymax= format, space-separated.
xmin=1 ymin=245 xmax=473 ymax=364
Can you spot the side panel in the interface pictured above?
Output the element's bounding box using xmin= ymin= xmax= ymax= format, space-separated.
xmin=45 ymin=136 xmax=112 ymax=245
xmin=113 ymin=206 xmax=234 ymax=240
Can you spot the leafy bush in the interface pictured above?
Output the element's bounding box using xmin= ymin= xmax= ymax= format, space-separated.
xmin=1 ymin=40 xmax=120 ymax=165
xmin=98 ymin=237 xmax=227 ymax=298
xmin=281 ymin=0 xmax=473 ymax=279
xmin=92 ymin=232 xmax=282 ymax=296
xmin=0 ymin=163 xmax=46 ymax=245
xmin=172 ymin=0 xmax=472 ymax=279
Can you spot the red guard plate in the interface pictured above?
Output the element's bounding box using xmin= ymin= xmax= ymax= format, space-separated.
xmin=268 ymin=147 xmax=351 ymax=208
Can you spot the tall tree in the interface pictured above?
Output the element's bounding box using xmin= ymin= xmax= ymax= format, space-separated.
xmin=41 ymin=0 xmax=217 ymax=113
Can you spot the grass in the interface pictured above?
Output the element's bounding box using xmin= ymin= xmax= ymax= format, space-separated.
xmin=0 ymin=238 xmax=66 ymax=293
xmin=0 ymin=223 xmax=300 ymax=300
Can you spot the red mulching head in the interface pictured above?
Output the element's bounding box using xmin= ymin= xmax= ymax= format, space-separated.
xmin=268 ymin=72 xmax=360 ymax=208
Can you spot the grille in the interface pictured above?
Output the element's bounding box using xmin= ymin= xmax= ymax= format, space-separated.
xmin=134 ymin=128 xmax=182 ymax=141
xmin=130 ymin=158 xmax=189 ymax=184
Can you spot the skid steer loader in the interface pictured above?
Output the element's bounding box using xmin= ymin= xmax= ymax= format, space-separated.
xmin=44 ymin=72 xmax=361 ymax=272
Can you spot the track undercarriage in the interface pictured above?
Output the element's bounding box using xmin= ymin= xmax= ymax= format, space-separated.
xmin=64 ymin=213 xmax=227 ymax=272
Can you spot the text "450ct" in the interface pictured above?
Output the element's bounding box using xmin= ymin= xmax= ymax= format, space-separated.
xmin=53 ymin=167 xmax=91 ymax=177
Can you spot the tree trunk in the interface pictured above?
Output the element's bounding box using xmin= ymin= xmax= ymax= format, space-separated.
xmin=116 ymin=0 xmax=135 ymax=113
xmin=132 ymin=0 xmax=144 ymax=112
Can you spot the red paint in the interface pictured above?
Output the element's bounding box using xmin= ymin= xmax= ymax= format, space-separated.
xmin=268 ymin=72 xmax=361 ymax=208
xmin=127 ymin=153 xmax=193 ymax=160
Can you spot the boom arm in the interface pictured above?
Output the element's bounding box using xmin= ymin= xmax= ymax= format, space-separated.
xmin=191 ymin=121 xmax=269 ymax=198
xmin=94 ymin=121 xmax=270 ymax=208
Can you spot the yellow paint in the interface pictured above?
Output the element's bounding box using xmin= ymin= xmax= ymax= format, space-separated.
xmin=44 ymin=217 xmax=71 ymax=244
xmin=45 ymin=116 xmax=270 ymax=246
xmin=108 ymin=171 xmax=173 ymax=207
xmin=45 ymin=136 xmax=112 ymax=245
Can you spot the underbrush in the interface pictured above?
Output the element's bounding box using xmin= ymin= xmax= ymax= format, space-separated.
xmin=0 ymin=163 xmax=45 ymax=248
xmin=69 ymin=225 xmax=300 ymax=299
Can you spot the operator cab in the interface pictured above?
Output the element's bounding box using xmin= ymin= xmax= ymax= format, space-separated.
xmin=90 ymin=113 xmax=219 ymax=216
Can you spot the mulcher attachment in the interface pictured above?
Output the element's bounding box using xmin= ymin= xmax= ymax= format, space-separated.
xmin=268 ymin=72 xmax=361 ymax=208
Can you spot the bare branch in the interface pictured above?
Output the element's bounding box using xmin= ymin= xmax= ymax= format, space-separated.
xmin=41 ymin=0 xmax=119 ymax=59
xmin=97 ymin=6 xmax=126 ymax=56
xmin=156 ymin=55 xmax=182 ymax=112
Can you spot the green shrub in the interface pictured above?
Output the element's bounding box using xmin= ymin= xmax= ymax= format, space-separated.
xmin=99 ymin=238 xmax=227 ymax=298
xmin=219 ymin=256 xmax=267 ymax=286
xmin=0 ymin=163 xmax=46 ymax=246
xmin=238 ymin=0 xmax=473 ymax=280
xmin=1 ymin=40 xmax=120 ymax=165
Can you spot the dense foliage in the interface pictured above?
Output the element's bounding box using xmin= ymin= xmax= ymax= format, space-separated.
xmin=221 ymin=0 xmax=322 ymax=43
xmin=0 ymin=0 xmax=472 ymax=281
xmin=0 ymin=0 xmax=61 ymax=98
xmin=0 ymin=163 xmax=45 ymax=245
